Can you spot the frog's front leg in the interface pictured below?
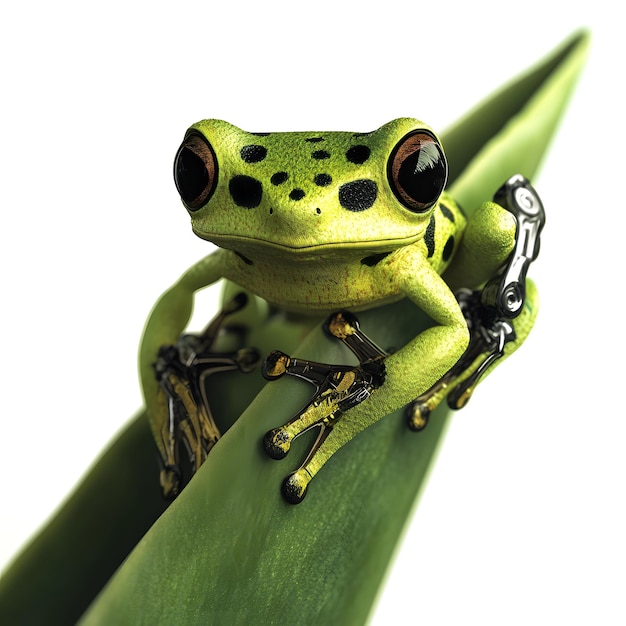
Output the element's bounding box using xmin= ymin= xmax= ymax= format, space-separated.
xmin=139 ymin=249 xmax=233 ymax=496
xmin=265 ymin=260 xmax=469 ymax=503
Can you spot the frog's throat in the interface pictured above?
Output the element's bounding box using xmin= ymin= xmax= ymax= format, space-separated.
xmin=192 ymin=229 xmax=423 ymax=257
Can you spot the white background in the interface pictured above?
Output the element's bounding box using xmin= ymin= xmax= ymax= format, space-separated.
xmin=1 ymin=2 xmax=624 ymax=624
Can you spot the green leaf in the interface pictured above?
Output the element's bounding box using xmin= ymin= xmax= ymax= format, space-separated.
xmin=444 ymin=30 xmax=591 ymax=211
xmin=0 ymin=415 xmax=168 ymax=625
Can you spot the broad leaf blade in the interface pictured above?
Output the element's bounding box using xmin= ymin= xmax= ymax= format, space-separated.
xmin=80 ymin=301 xmax=450 ymax=626
xmin=444 ymin=30 xmax=590 ymax=211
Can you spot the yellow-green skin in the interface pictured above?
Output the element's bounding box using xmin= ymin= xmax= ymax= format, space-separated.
xmin=140 ymin=118 xmax=518 ymax=497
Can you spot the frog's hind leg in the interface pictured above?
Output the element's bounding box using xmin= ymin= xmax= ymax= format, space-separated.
xmin=409 ymin=175 xmax=545 ymax=429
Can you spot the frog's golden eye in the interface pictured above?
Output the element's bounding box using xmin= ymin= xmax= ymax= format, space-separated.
xmin=388 ymin=131 xmax=447 ymax=212
xmin=173 ymin=132 xmax=218 ymax=211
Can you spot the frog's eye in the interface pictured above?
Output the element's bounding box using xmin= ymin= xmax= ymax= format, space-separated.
xmin=173 ymin=132 xmax=218 ymax=211
xmin=388 ymin=131 xmax=447 ymax=212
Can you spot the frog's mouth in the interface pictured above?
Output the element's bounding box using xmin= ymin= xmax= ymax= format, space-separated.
xmin=193 ymin=229 xmax=423 ymax=263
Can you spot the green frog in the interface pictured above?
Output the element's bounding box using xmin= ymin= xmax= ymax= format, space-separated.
xmin=140 ymin=118 xmax=542 ymax=502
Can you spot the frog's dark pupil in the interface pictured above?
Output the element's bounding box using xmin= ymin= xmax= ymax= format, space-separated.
xmin=175 ymin=147 xmax=209 ymax=204
xmin=314 ymin=173 xmax=332 ymax=187
xmin=397 ymin=147 xmax=446 ymax=208
xmin=229 ymin=175 xmax=263 ymax=208
xmin=241 ymin=145 xmax=267 ymax=163
xmin=346 ymin=145 xmax=370 ymax=164
xmin=271 ymin=172 xmax=289 ymax=185
xmin=338 ymin=179 xmax=377 ymax=212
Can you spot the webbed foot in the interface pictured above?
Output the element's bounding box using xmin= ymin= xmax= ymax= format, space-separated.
xmin=263 ymin=311 xmax=387 ymax=503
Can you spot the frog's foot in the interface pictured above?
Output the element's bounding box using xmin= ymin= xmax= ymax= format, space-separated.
xmin=262 ymin=350 xmax=384 ymax=459
xmin=407 ymin=175 xmax=545 ymax=429
xmin=263 ymin=311 xmax=387 ymax=502
xmin=153 ymin=293 xmax=260 ymax=498
xmin=262 ymin=348 xmax=344 ymax=461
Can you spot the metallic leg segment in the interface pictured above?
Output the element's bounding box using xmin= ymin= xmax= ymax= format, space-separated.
xmin=154 ymin=293 xmax=260 ymax=498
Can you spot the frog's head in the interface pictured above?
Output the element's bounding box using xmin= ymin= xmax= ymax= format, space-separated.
xmin=173 ymin=118 xmax=447 ymax=262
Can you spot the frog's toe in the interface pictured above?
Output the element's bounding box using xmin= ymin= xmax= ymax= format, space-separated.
xmin=263 ymin=427 xmax=292 ymax=459
xmin=324 ymin=310 xmax=359 ymax=340
xmin=407 ymin=401 xmax=430 ymax=431
xmin=447 ymin=382 xmax=474 ymax=410
xmin=160 ymin=465 xmax=182 ymax=500
xmin=282 ymin=469 xmax=311 ymax=504
xmin=262 ymin=350 xmax=291 ymax=380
